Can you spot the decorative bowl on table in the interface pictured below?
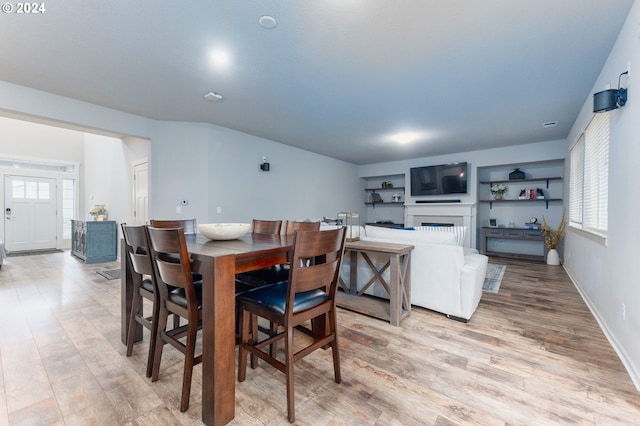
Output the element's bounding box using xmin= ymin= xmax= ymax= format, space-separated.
xmin=198 ymin=223 xmax=251 ymax=240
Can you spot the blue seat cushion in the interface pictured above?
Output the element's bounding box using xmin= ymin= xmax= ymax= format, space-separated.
xmin=237 ymin=264 xmax=290 ymax=287
xmin=168 ymin=281 xmax=203 ymax=308
xmin=140 ymin=278 xmax=155 ymax=293
xmin=237 ymin=281 xmax=328 ymax=316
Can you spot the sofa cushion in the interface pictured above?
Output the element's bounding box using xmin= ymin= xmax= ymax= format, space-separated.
xmin=364 ymin=225 xmax=457 ymax=245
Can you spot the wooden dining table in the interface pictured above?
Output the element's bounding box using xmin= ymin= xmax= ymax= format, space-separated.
xmin=120 ymin=232 xmax=292 ymax=426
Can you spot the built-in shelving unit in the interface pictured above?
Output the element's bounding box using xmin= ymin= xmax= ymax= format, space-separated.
xmin=362 ymin=175 xmax=405 ymax=225
xmin=476 ymin=159 xmax=564 ymax=259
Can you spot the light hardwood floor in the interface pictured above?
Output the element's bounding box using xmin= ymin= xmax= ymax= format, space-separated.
xmin=0 ymin=252 xmax=638 ymax=425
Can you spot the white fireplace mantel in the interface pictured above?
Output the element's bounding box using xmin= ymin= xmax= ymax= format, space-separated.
xmin=405 ymin=203 xmax=476 ymax=248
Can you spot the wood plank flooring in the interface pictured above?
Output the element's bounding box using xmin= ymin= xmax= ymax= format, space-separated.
xmin=0 ymin=252 xmax=638 ymax=425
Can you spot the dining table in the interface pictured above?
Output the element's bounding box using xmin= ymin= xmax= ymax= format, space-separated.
xmin=120 ymin=231 xmax=292 ymax=426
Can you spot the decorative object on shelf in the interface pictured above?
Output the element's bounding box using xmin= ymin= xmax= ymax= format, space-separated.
xmin=541 ymin=212 xmax=566 ymax=265
xmin=489 ymin=219 xmax=497 ymax=227
xmin=518 ymin=188 xmax=545 ymax=200
xmin=490 ymin=184 xmax=507 ymax=200
xmin=370 ymin=192 xmax=383 ymax=203
xmin=509 ymin=168 xmax=525 ymax=180
xmin=88 ymin=204 xmax=108 ymax=221
xmin=391 ymin=193 xmax=402 ymax=203
xmin=381 ymin=181 xmax=394 ymax=189
xmin=337 ymin=211 xmax=360 ymax=241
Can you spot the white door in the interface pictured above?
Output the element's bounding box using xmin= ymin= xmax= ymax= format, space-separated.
xmin=133 ymin=162 xmax=149 ymax=225
xmin=4 ymin=175 xmax=57 ymax=251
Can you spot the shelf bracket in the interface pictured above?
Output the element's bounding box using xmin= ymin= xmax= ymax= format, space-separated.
xmin=489 ymin=201 xmax=493 ymax=209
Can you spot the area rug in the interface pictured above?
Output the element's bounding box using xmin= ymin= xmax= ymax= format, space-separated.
xmin=483 ymin=263 xmax=506 ymax=294
xmin=97 ymin=269 xmax=121 ymax=280
xmin=6 ymin=249 xmax=64 ymax=257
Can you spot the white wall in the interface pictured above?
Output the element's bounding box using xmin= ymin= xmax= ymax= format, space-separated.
xmin=563 ymin=1 xmax=640 ymax=390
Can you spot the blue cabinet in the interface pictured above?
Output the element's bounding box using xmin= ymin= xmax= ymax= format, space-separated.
xmin=71 ymin=220 xmax=117 ymax=263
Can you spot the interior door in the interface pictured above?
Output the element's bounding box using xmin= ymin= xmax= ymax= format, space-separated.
xmin=4 ymin=175 xmax=57 ymax=251
xmin=133 ymin=161 xmax=149 ymax=225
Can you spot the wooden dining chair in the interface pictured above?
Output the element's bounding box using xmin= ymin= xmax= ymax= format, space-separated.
xmin=149 ymin=218 xmax=198 ymax=235
xmin=251 ymin=219 xmax=282 ymax=235
xmin=146 ymin=226 xmax=203 ymax=412
xmin=121 ymin=224 xmax=159 ymax=378
xmin=237 ymin=220 xmax=320 ymax=287
xmin=150 ymin=218 xmax=202 ymax=286
xmin=237 ymin=227 xmax=346 ymax=423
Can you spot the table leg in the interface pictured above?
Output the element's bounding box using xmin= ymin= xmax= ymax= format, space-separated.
xmin=201 ymin=255 xmax=236 ymax=426
xmin=389 ymin=253 xmax=400 ymax=326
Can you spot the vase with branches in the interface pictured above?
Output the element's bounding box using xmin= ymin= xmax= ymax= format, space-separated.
xmin=541 ymin=212 xmax=566 ymax=265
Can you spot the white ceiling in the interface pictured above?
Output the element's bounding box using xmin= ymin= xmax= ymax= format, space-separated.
xmin=0 ymin=1 xmax=634 ymax=165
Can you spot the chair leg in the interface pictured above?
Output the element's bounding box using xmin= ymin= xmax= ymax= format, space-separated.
xmin=145 ymin=297 xmax=160 ymax=378
xmin=151 ymin=306 xmax=169 ymax=382
xmin=126 ymin=291 xmax=142 ymax=357
xmin=250 ymin=313 xmax=259 ymax=369
xmin=285 ymin=327 xmax=296 ymax=423
xmin=180 ymin=319 xmax=198 ymax=412
xmin=238 ymin=307 xmax=250 ymax=382
xmin=329 ymin=311 xmax=341 ymax=383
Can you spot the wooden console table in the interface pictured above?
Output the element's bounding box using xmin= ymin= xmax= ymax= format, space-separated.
xmin=337 ymin=240 xmax=413 ymax=326
xmin=482 ymin=226 xmax=546 ymax=262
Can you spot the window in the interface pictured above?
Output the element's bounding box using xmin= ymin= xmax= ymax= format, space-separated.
xmin=62 ymin=179 xmax=75 ymax=239
xmin=569 ymin=113 xmax=609 ymax=237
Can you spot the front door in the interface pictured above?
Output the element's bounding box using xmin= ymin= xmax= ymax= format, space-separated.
xmin=4 ymin=175 xmax=57 ymax=251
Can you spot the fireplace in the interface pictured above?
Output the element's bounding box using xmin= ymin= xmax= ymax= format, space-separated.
xmin=405 ymin=203 xmax=476 ymax=248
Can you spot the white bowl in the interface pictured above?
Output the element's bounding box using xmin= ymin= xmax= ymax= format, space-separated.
xmin=198 ymin=223 xmax=251 ymax=240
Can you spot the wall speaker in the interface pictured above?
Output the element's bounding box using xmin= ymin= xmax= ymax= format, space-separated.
xmin=593 ymin=89 xmax=619 ymax=113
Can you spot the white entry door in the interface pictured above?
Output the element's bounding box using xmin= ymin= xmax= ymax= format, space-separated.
xmin=133 ymin=161 xmax=149 ymax=225
xmin=4 ymin=175 xmax=57 ymax=251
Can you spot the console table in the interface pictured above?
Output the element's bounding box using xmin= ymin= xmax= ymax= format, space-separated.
xmin=71 ymin=220 xmax=117 ymax=263
xmin=337 ymin=240 xmax=413 ymax=326
xmin=482 ymin=226 xmax=546 ymax=262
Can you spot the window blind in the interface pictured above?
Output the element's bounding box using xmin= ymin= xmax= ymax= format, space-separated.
xmin=569 ymin=134 xmax=584 ymax=226
xmin=583 ymin=113 xmax=609 ymax=234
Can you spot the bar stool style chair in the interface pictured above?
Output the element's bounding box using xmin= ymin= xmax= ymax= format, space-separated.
xmin=150 ymin=218 xmax=202 ymax=292
xmin=147 ymin=226 xmax=203 ymax=413
xmin=251 ymin=219 xmax=283 ymax=235
xmin=121 ymin=224 xmax=159 ymax=378
xmin=237 ymin=220 xmax=319 ymax=287
xmin=237 ymin=227 xmax=346 ymax=423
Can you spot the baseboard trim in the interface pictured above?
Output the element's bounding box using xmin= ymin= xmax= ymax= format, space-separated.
xmin=563 ymin=264 xmax=640 ymax=392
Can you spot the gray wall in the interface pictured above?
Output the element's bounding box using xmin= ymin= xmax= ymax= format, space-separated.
xmin=563 ymin=1 xmax=640 ymax=390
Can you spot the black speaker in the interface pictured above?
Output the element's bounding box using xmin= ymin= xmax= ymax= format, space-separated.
xmin=593 ymin=89 xmax=619 ymax=113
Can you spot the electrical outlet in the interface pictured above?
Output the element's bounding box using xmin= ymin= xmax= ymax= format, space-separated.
xmin=217 ymin=206 xmax=222 ymax=214
xmin=621 ymin=303 xmax=626 ymax=320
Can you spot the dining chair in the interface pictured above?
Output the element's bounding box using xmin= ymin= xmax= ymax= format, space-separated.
xmin=150 ymin=218 xmax=202 ymax=286
xmin=121 ymin=224 xmax=159 ymax=378
xmin=237 ymin=220 xmax=320 ymax=287
xmin=146 ymin=226 xmax=203 ymax=412
xmin=251 ymin=219 xmax=282 ymax=235
xmin=149 ymin=218 xmax=198 ymax=235
xmin=237 ymin=227 xmax=346 ymax=423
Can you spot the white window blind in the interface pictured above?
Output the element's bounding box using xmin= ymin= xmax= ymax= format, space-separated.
xmin=569 ymin=134 xmax=584 ymax=226
xmin=584 ymin=113 xmax=609 ymax=233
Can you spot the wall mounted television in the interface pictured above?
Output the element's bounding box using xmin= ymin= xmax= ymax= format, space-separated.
xmin=410 ymin=162 xmax=468 ymax=196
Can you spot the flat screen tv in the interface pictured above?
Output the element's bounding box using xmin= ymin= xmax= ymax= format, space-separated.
xmin=410 ymin=162 xmax=468 ymax=196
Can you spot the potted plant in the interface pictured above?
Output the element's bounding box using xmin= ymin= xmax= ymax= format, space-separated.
xmin=541 ymin=212 xmax=566 ymax=265
xmin=490 ymin=184 xmax=507 ymax=200
xmin=89 ymin=204 xmax=108 ymax=221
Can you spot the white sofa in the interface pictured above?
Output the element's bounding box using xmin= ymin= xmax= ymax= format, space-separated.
xmin=338 ymin=225 xmax=488 ymax=321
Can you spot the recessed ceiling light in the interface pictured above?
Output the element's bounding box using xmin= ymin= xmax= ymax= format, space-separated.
xmin=391 ymin=132 xmax=422 ymax=145
xmin=204 ymin=91 xmax=223 ymax=102
xmin=543 ymin=121 xmax=558 ymax=128
xmin=209 ymin=50 xmax=230 ymax=67
xmin=258 ymin=15 xmax=277 ymax=29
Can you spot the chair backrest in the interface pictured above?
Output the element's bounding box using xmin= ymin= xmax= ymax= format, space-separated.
xmin=121 ymin=224 xmax=154 ymax=277
xmin=284 ymin=220 xmax=320 ymax=235
xmin=150 ymin=219 xmax=198 ymax=235
xmin=147 ymin=226 xmax=199 ymax=306
xmin=252 ymin=219 xmax=283 ymax=235
xmin=287 ymin=227 xmax=346 ymax=306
